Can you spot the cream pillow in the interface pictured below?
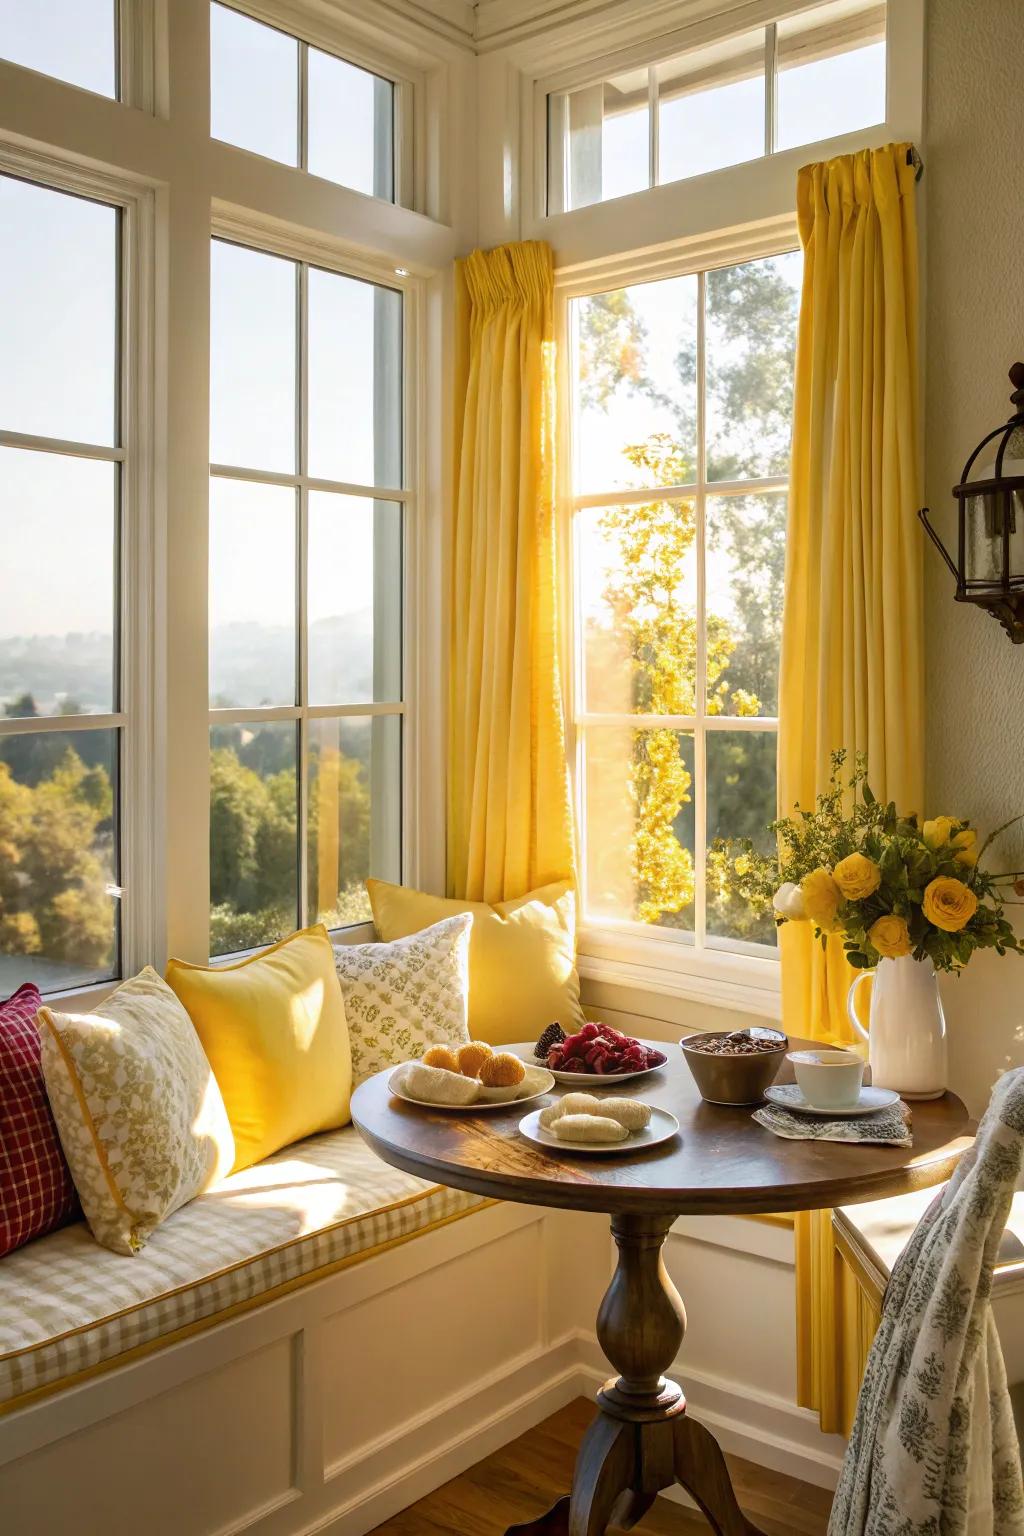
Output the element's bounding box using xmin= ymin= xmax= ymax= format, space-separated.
xmin=366 ymin=879 xmax=584 ymax=1046
xmin=333 ymin=914 xmax=472 ymax=1087
xmin=37 ymin=968 xmax=234 ymax=1256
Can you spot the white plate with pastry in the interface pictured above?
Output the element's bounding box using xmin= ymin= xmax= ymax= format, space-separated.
xmin=388 ymin=1059 xmax=554 ymax=1112
xmin=518 ymin=1102 xmax=680 ymax=1156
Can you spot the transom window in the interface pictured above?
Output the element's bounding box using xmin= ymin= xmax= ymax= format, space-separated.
xmin=569 ymin=250 xmax=801 ymax=954
xmin=548 ymin=0 xmax=886 ymax=211
xmin=208 ymin=237 xmax=404 ymax=958
xmin=210 ymin=3 xmax=397 ymax=203
xmin=0 ymin=0 xmax=117 ymax=99
xmin=0 ymin=174 xmax=123 ymax=992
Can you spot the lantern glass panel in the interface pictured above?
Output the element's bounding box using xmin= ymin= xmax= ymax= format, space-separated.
xmin=964 ymin=491 xmax=1024 ymax=588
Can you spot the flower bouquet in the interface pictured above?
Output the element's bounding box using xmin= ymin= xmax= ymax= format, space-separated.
xmin=720 ymin=752 xmax=1023 ymax=972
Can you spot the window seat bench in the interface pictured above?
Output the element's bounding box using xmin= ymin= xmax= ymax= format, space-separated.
xmin=0 ymin=1125 xmax=488 ymax=1415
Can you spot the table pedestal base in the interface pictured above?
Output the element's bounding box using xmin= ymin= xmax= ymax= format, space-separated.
xmin=507 ymin=1214 xmax=766 ymax=1536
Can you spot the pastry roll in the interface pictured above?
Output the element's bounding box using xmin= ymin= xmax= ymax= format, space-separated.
xmin=541 ymin=1093 xmax=651 ymax=1132
xmin=553 ymin=1114 xmax=629 ymax=1143
xmin=395 ymin=1062 xmax=480 ymax=1105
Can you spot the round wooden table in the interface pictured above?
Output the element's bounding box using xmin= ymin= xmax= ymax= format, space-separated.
xmin=351 ymin=1041 xmax=971 ymax=1536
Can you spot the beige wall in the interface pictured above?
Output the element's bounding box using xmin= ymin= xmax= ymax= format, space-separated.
xmin=924 ymin=0 xmax=1024 ymax=1117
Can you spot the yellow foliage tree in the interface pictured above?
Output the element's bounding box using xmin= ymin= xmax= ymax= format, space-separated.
xmin=596 ymin=435 xmax=761 ymax=924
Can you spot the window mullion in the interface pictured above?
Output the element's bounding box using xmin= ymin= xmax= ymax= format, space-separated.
xmin=694 ymin=269 xmax=708 ymax=955
xmin=764 ymin=22 xmax=778 ymax=155
xmin=648 ymin=65 xmax=658 ymax=189
xmin=297 ymin=258 xmax=310 ymax=930
xmin=298 ymin=39 xmax=309 ymax=173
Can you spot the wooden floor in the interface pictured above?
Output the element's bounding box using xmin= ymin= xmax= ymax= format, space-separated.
xmin=370 ymin=1398 xmax=833 ymax=1535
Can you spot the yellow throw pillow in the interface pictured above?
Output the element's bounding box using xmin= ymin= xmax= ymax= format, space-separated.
xmin=366 ymin=879 xmax=584 ymax=1046
xmin=38 ymin=968 xmax=235 ymax=1255
xmin=166 ymin=925 xmax=351 ymax=1173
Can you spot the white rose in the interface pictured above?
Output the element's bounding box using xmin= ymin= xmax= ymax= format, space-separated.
xmin=773 ymin=881 xmax=807 ymax=920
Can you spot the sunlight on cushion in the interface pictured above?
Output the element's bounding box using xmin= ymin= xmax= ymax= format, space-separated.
xmin=167 ymin=925 xmax=352 ymax=1172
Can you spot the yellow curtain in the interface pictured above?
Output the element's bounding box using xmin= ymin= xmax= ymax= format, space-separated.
xmin=779 ymin=144 xmax=923 ymax=1433
xmin=449 ymin=241 xmax=575 ymax=903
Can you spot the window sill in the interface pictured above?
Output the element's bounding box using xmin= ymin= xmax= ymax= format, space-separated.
xmin=578 ymin=925 xmax=782 ymax=1022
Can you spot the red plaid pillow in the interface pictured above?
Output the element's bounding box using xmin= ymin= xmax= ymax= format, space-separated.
xmin=0 ymin=983 xmax=79 ymax=1255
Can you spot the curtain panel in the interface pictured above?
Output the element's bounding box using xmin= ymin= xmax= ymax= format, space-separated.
xmin=449 ymin=241 xmax=574 ymax=903
xmin=779 ymin=143 xmax=924 ymax=1433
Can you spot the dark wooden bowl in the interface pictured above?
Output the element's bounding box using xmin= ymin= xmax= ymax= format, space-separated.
xmin=679 ymin=1028 xmax=788 ymax=1106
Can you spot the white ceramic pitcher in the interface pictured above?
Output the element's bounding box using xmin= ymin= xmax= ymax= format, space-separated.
xmin=847 ymin=954 xmax=948 ymax=1100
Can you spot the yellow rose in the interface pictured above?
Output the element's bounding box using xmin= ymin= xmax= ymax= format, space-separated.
xmin=951 ymin=828 xmax=978 ymax=868
xmin=922 ymin=876 xmax=978 ymax=933
xmin=923 ymin=816 xmax=959 ymax=850
xmin=868 ymin=914 xmax=913 ymax=959
xmin=833 ymin=851 xmax=882 ymax=901
xmin=801 ymin=867 xmax=842 ymax=933
xmin=734 ymin=854 xmax=752 ymax=877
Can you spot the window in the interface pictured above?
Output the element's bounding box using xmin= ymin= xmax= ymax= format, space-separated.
xmin=0 ymin=175 xmax=123 ymax=992
xmin=548 ymin=0 xmax=886 ymax=211
xmin=0 ymin=0 xmax=117 ymax=98
xmin=208 ymin=237 xmax=404 ymax=957
xmin=569 ymin=250 xmax=801 ymax=956
xmin=210 ymin=3 xmax=396 ymax=202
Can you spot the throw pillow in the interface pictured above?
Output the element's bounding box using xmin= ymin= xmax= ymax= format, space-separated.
xmin=166 ymin=924 xmax=351 ymax=1173
xmin=365 ymin=879 xmax=585 ymax=1046
xmin=333 ymin=914 xmax=471 ymax=1087
xmin=37 ymin=968 xmax=235 ymax=1256
xmin=0 ymin=982 xmax=79 ymax=1257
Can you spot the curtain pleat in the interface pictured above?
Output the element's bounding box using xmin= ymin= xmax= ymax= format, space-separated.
xmin=779 ymin=144 xmax=923 ymax=1433
xmin=448 ymin=242 xmax=574 ymax=903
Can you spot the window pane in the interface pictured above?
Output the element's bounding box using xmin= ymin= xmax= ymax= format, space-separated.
xmin=573 ymin=277 xmax=698 ymax=494
xmin=706 ymin=493 xmax=786 ymax=718
xmin=308 ymin=494 xmax=401 ymax=707
xmin=210 ymin=720 xmax=298 ymax=957
xmin=705 ymin=251 xmax=801 ymax=480
xmin=209 ymin=478 xmax=295 ymax=709
xmin=777 ymin=1 xmax=886 ymax=152
xmin=308 ymin=49 xmax=394 ymax=200
xmin=307 ymin=715 xmax=400 ymax=930
xmin=307 ymin=268 xmax=402 ymax=488
xmin=0 ymin=177 xmax=117 ymax=446
xmin=706 ymin=730 xmax=777 ymax=944
xmin=210 ymin=2 xmax=298 ymax=167
xmin=210 ymin=240 xmax=297 ymax=473
xmin=657 ymin=30 xmax=765 ymax=185
xmin=0 ymin=727 xmax=119 ymax=993
xmin=549 ymin=67 xmax=649 ymax=212
xmin=0 ymin=0 xmax=116 ymax=97
xmin=0 ymin=450 xmax=116 ymax=717
xmin=583 ymin=727 xmax=695 ymax=930
xmin=579 ymin=500 xmax=696 ymax=715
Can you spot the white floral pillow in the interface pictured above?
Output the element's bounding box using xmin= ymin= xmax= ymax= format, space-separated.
xmin=37 ymin=968 xmax=235 ymax=1256
xmin=333 ymin=914 xmax=472 ymax=1087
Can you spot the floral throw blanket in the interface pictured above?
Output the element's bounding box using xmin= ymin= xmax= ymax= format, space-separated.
xmin=829 ymin=1068 xmax=1024 ymax=1536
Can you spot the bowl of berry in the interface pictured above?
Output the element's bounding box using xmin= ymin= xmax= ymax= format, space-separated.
xmin=511 ymin=1022 xmax=668 ymax=1085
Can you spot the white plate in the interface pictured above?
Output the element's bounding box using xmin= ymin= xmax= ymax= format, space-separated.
xmin=388 ymin=1065 xmax=555 ymax=1112
xmin=508 ymin=1040 xmax=669 ymax=1087
xmin=764 ymin=1084 xmax=902 ymax=1118
xmin=518 ymin=1105 xmax=680 ymax=1156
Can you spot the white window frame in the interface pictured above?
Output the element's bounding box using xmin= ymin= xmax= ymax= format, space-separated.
xmin=212 ymin=0 xmax=421 ymax=213
xmin=557 ymin=222 xmax=806 ymax=1020
xmin=207 ymin=210 xmax=419 ymax=953
xmin=0 ymin=142 xmax=160 ymax=994
xmin=0 ymin=0 xmax=467 ymax=1001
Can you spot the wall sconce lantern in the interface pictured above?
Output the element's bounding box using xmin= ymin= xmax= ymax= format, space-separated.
xmin=920 ymin=363 xmax=1024 ymax=643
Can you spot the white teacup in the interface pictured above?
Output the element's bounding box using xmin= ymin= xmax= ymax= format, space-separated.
xmin=787 ymin=1049 xmax=865 ymax=1110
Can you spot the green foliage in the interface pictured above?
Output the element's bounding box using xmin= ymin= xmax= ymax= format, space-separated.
xmin=577 ymin=258 xmax=799 ymax=943
xmin=0 ymin=743 xmax=114 ymax=968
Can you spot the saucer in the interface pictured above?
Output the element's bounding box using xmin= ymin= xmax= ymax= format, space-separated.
xmin=764 ymin=1083 xmax=901 ymax=1118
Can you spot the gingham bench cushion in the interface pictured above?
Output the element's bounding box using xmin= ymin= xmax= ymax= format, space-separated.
xmin=0 ymin=1125 xmax=486 ymax=1410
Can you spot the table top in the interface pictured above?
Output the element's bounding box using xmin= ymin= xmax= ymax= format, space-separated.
xmin=349 ymin=1039 xmax=972 ymax=1218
